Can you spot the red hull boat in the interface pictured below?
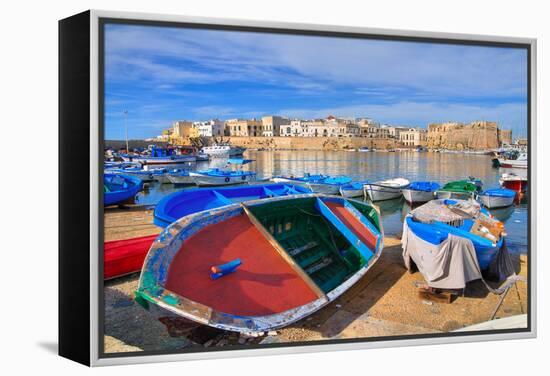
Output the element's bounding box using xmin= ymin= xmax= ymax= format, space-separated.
xmin=104 ymin=234 xmax=158 ymax=280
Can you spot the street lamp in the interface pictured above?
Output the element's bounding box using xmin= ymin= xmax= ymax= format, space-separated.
xmin=123 ymin=110 xmax=129 ymax=153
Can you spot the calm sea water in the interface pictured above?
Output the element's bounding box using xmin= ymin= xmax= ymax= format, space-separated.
xmin=135 ymin=150 xmax=528 ymax=254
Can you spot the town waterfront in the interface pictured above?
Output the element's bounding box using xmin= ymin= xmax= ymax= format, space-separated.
xmin=133 ymin=150 xmax=528 ymax=254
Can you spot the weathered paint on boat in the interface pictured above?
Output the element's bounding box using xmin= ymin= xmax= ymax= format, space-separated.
xmin=154 ymin=184 xmax=312 ymax=227
xmin=104 ymin=173 xmax=143 ymax=207
xmin=136 ymin=194 xmax=383 ymax=333
xmin=401 ymin=181 xmax=440 ymax=204
xmin=104 ymin=234 xmax=158 ymax=280
xmin=478 ymin=188 xmax=516 ymax=209
xmin=436 ymin=179 xmax=481 ymax=200
xmin=364 ymin=178 xmax=410 ymax=201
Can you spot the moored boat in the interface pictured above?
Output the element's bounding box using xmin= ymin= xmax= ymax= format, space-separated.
xmin=499 ymin=173 xmax=528 ymax=193
xmin=201 ymin=144 xmax=246 ymax=158
xmin=154 ymin=183 xmax=312 ymax=227
xmin=478 ymin=188 xmax=516 ymax=209
xmin=497 ymin=152 xmax=528 ymax=169
xmin=166 ymin=170 xmax=194 ymax=185
xmin=401 ymin=181 xmax=440 ymax=204
xmin=363 ymin=178 xmax=410 ymax=201
xmin=272 ymin=174 xmax=351 ymax=194
xmin=104 ymin=173 xmax=143 ymax=207
xmin=108 ymin=167 xmax=155 ymax=182
xmin=136 ymin=194 xmax=383 ymax=333
xmin=436 ymin=179 xmax=482 ymax=200
xmin=339 ymin=181 xmax=368 ymax=198
xmin=189 ymin=169 xmax=256 ymax=186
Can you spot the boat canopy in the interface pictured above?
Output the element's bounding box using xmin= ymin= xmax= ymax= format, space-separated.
xmin=409 ymin=181 xmax=440 ymax=192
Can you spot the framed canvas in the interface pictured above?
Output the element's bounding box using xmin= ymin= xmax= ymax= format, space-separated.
xmin=59 ymin=9 xmax=536 ymax=366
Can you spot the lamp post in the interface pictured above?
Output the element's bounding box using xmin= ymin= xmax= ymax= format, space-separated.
xmin=123 ymin=110 xmax=129 ymax=153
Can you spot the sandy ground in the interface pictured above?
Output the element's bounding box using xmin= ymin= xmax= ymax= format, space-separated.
xmin=103 ymin=205 xmax=528 ymax=353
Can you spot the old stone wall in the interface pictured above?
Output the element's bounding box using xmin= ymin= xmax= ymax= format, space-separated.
xmin=427 ymin=121 xmax=505 ymax=150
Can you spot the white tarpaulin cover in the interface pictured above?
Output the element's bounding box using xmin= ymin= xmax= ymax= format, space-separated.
xmin=402 ymin=220 xmax=484 ymax=289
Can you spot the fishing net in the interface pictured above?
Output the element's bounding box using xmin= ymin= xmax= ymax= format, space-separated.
xmin=410 ymin=199 xmax=480 ymax=226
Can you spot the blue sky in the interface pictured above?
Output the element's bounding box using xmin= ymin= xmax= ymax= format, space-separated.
xmin=104 ymin=24 xmax=528 ymax=140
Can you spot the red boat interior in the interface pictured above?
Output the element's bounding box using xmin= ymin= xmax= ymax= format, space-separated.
xmin=323 ymin=201 xmax=378 ymax=251
xmin=164 ymin=213 xmax=319 ymax=317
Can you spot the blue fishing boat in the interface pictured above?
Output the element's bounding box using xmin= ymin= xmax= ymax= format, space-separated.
xmin=478 ymin=188 xmax=516 ymax=209
xmin=339 ymin=181 xmax=368 ymax=198
xmin=272 ymin=174 xmax=352 ymax=194
xmin=189 ymin=159 xmax=257 ymax=186
xmin=166 ymin=170 xmax=194 ymax=185
xmin=154 ymin=183 xmax=312 ymax=227
xmin=107 ymin=166 xmax=155 ymax=182
xmin=104 ymin=173 xmax=143 ymax=207
xmin=401 ymin=181 xmax=440 ymax=204
xmin=404 ymin=199 xmax=506 ymax=270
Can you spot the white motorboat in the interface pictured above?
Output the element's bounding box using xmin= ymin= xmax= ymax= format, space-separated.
xmin=364 ymin=178 xmax=410 ymax=201
xmin=497 ymin=152 xmax=527 ymax=169
xmin=201 ymin=144 xmax=246 ymax=158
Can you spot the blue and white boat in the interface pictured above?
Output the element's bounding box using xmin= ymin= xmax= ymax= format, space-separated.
xmin=104 ymin=173 xmax=143 ymax=207
xmin=364 ymin=178 xmax=410 ymax=201
xmin=107 ymin=167 xmax=154 ymax=182
xmin=188 ymin=158 xmax=257 ymax=186
xmin=401 ymin=181 xmax=440 ymax=204
xmin=272 ymin=174 xmax=352 ymax=194
xmin=154 ymin=183 xmax=312 ymax=227
xmin=478 ymin=188 xmax=516 ymax=209
xmin=189 ymin=169 xmax=256 ymax=186
xmin=339 ymin=181 xmax=368 ymax=198
xmin=404 ymin=199 xmax=506 ymax=270
xmin=166 ymin=170 xmax=194 ymax=185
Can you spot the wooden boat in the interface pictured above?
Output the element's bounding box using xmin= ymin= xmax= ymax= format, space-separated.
xmin=436 ymin=179 xmax=482 ymax=200
xmin=405 ymin=199 xmax=506 ymax=270
xmin=339 ymin=181 xmax=367 ymax=198
xmin=190 ymin=169 xmax=256 ymax=186
xmin=136 ymin=194 xmax=383 ymax=333
xmin=107 ymin=167 xmax=155 ymax=182
xmin=499 ymin=173 xmax=528 ymax=193
xmin=104 ymin=234 xmax=158 ymax=279
xmin=401 ymin=181 xmax=440 ymax=204
xmin=166 ymin=170 xmax=194 ymax=185
xmin=363 ymin=178 xmax=410 ymax=201
xmin=154 ymin=184 xmax=312 ymax=227
xmin=104 ymin=173 xmax=143 ymax=207
xmin=478 ymin=188 xmax=516 ymax=209
xmin=272 ymin=174 xmax=352 ymax=194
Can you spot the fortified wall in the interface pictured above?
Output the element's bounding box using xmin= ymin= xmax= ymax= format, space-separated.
xmin=200 ymin=136 xmax=399 ymax=151
xmin=427 ymin=121 xmax=509 ymax=150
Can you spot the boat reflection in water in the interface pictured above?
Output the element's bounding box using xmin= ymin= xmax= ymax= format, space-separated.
xmin=488 ymin=205 xmax=515 ymax=223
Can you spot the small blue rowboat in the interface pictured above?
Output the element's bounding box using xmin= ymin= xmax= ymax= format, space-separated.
xmin=405 ymin=199 xmax=506 ymax=270
xmin=189 ymin=169 xmax=257 ymax=186
xmin=401 ymin=181 xmax=440 ymax=204
xmin=339 ymin=181 xmax=368 ymax=198
xmin=107 ymin=167 xmax=155 ymax=182
xmin=154 ymin=183 xmax=312 ymax=227
xmin=104 ymin=173 xmax=143 ymax=207
xmin=478 ymin=188 xmax=516 ymax=209
xmin=272 ymin=174 xmax=352 ymax=195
